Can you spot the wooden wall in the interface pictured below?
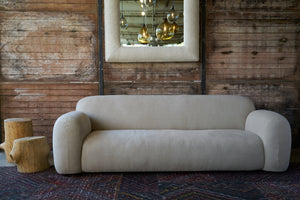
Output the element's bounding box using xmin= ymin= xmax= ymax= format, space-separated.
xmin=0 ymin=0 xmax=99 ymax=146
xmin=0 ymin=0 xmax=299 ymax=148
xmin=206 ymin=0 xmax=300 ymax=148
xmin=103 ymin=0 xmax=300 ymax=148
xmin=103 ymin=1 xmax=202 ymax=95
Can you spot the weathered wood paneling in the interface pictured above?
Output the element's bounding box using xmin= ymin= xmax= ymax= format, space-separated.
xmin=104 ymin=82 xmax=201 ymax=95
xmin=103 ymin=62 xmax=202 ymax=95
xmin=0 ymin=0 xmax=98 ymax=146
xmin=102 ymin=1 xmax=203 ymax=95
xmin=206 ymin=0 xmax=300 ymax=147
xmin=0 ymin=0 xmax=97 ymax=12
xmin=104 ymin=63 xmax=200 ymax=82
xmin=207 ymin=81 xmax=300 ymax=146
xmin=1 ymin=0 xmax=299 ymax=149
xmin=0 ymin=83 xmax=98 ymax=145
xmin=208 ymin=0 xmax=300 ymax=10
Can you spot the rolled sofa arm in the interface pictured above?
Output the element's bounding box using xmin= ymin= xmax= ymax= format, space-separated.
xmin=245 ymin=110 xmax=291 ymax=172
xmin=53 ymin=111 xmax=91 ymax=174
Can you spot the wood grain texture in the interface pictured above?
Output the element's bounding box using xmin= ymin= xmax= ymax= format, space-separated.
xmin=1 ymin=0 xmax=299 ymax=149
xmin=101 ymin=1 xmax=202 ymax=95
xmin=206 ymin=0 xmax=300 ymax=148
xmin=0 ymin=1 xmax=97 ymax=12
xmin=0 ymin=0 xmax=99 ymax=147
xmin=104 ymin=63 xmax=201 ymax=82
xmin=0 ymin=83 xmax=98 ymax=146
xmin=10 ymin=136 xmax=50 ymax=173
xmin=104 ymin=81 xmax=201 ymax=95
xmin=0 ymin=118 xmax=33 ymax=163
xmin=207 ymin=0 xmax=300 ymax=10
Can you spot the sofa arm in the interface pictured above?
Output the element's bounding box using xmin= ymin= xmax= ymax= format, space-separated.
xmin=245 ymin=110 xmax=291 ymax=172
xmin=53 ymin=111 xmax=91 ymax=174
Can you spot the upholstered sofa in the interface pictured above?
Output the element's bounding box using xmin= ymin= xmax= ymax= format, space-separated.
xmin=53 ymin=95 xmax=291 ymax=174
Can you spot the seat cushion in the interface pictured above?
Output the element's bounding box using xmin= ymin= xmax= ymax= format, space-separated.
xmin=81 ymin=129 xmax=264 ymax=172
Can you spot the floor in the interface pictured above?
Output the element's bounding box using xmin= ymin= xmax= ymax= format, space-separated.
xmin=0 ymin=149 xmax=299 ymax=167
xmin=0 ymin=150 xmax=15 ymax=167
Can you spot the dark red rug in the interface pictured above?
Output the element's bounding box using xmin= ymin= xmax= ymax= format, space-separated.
xmin=0 ymin=164 xmax=299 ymax=200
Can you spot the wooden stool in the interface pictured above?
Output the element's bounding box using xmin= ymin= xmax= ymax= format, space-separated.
xmin=10 ymin=136 xmax=50 ymax=173
xmin=0 ymin=118 xmax=33 ymax=163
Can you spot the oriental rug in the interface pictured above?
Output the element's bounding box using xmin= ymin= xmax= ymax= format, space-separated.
xmin=0 ymin=164 xmax=299 ymax=200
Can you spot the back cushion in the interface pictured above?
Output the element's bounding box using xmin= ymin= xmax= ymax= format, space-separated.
xmin=76 ymin=95 xmax=255 ymax=130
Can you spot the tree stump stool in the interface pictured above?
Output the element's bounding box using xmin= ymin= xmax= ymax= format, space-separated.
xmin=10 ymin=136 xmax=50 ymax=173
xmin=0 ymin=118 xmax=33 ymax=163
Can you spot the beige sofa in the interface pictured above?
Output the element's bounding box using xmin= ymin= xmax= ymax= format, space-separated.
xmin=53 ymin=95 xmax=291 ymax=174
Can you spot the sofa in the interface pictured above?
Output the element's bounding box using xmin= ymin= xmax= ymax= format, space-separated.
xmin=53 ymin=95 xmax=291 ymax=174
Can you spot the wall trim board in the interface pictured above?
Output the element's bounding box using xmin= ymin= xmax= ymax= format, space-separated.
xmin=98 ymin=0 xmax=104 ymax=95
xmin=201 ymin=0 xmax=206 ymax=94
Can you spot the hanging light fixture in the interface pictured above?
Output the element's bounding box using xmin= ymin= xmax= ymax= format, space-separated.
xmin=139 ymin=0 xmax=144 ymax=8
xmin=149 ymin=5 xmax=158 ymax=46
xmin=139 ymin=0 xmax=156 ymax=8
xmin=120 ymin=14 xmax=128 ymax=29
xmin=138 ymin=24 xmax=150 ymax=44
xmin=171 ymin=22 xmax=179 ymax=34
xmin=156 ymin=18 xmax=174 ymax=41
xmin=167 ymin=1 xmax=179 ymax=23
xmin=120 ymin=0 xmax=128 ymax=28
xmin=138 ymin=10 xmax=150 ymax=44
xmin=144 ymin=0 xmax=156 ymax=7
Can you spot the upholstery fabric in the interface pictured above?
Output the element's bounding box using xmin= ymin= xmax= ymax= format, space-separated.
xmin=81 ymin=129 xmax=264 ymax=172
xmin=76 ymin=95 xmax=255 ymax=130
xmin=52 ymin=95 xmax=291 ymax=174
xmin=53 ymin=111 xmax=91 ymax=174
xmin=246 ymin=110 xmax=291 ymax=172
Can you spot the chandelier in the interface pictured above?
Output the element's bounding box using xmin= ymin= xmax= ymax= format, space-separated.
xmin=120 ymin=0 xmax=128 ymax=29
xmin=140 ymin=0 xmax=179 ymax=44
xmin=120 ymin=0 xmax=182 ymax=46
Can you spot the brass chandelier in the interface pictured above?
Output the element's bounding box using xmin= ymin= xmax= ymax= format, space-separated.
xmin=137 ymin=0 xmax=180 ymax=44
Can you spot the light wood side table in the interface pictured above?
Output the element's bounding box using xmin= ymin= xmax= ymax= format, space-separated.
xmin=0 ymin=118 xmax=33 ymax=163
xmin=10 ymin=136 xmax=50 ymax=173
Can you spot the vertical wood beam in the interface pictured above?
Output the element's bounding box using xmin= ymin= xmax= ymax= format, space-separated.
xmin=98 ymin=0 xmax=104 ymax=95
xmin=201 ymin=0 xmax=206 ymax=94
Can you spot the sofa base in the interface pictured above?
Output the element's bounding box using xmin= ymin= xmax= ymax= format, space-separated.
xmin=81 ymin=129 xmax=264 ymax=172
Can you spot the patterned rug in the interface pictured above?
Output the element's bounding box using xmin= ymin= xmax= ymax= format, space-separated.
xmin=0 ymin=164 xmax=299 ymax=200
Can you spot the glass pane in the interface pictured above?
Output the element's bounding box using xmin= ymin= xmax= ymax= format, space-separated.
xmin=120 ymin=0 xmax=184 ymax=47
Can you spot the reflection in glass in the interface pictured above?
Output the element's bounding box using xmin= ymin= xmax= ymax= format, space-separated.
xmin=171 ymin=22 xmax=179 ymax=34
xmin=120 ymin=13 xmax=128 ymax=29
xmin=144 ymin=0 xmax=156 ymax=7
xmin=167 ymin=5 xmax=179 ymax=23
xmin=120 ymin=0 xmax=183 ymax=47
xmin=120 ymin=0 xmax=128 ymax=29
xmin=156 ymin=18 xmax=174 ymax=41
xmin=138 ymin=24 xmax=151 ymax=44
